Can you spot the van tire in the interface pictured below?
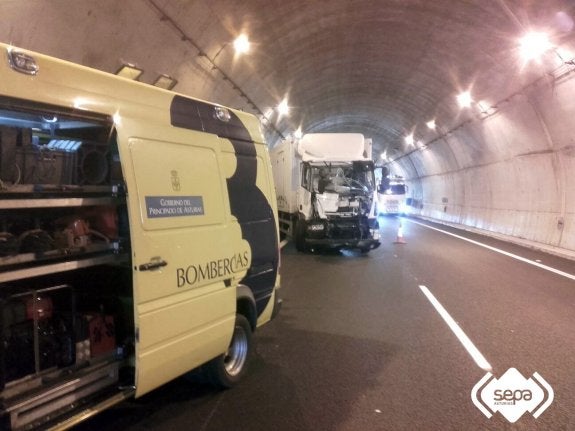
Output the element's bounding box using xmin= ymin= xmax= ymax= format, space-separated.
xmin=205 ymin=314 xmax=253 ymax=389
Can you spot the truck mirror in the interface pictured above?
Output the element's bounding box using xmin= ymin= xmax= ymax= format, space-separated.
xmin=376 ymin=166 xmax=389 ymax=177
xmin=380 ymin=178 xmax=390 ymax=192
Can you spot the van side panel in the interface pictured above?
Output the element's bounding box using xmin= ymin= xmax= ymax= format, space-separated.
xmin=170 ymin=96 xmax=279 ymax=317
xmin=226 ymin=139 xmax=279 ymax=315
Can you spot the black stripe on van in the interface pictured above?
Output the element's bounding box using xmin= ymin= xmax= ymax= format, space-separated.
xmin=170 ymin=95 xmax=251 ymax=142
xmin=170 ymin=96 xmax=278 ymax=316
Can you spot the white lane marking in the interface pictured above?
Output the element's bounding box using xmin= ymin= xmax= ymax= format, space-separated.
xmin=407 ymin=219 xmax=575 ymax=282
xmin=419 ymin=285 xmax=492 ymax=371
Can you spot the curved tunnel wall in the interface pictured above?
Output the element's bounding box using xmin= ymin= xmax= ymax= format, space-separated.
xmin=394 ymin=70 xmax=575 ymax=258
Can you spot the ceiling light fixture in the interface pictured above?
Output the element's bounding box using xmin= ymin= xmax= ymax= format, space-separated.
xmin=233 ymin=34 xmax=251 ymax=55
xmin=153 ymin=74 xmax=178 ymax=90
xmin=519 ymin=31 xmax=552 ymax=63
xmin=277 ymin=98 xmax=290 ymax=117
xmin=213 ymin=34 xmax=251 ymax=64
xmin=115 ymin=64 xmax=143 ymax=81
xmin=404 ymin=133 xmax=414 ymax=146
xmin=457 ymin=91 xmax=472 ymax=108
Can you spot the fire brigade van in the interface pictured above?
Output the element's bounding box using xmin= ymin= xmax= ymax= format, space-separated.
xmin=0 ymin=43 xmax=281 ymax=430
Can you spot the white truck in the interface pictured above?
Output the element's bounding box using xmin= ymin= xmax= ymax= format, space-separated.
xmin=377 ymin=175 xmax=408 ymax=215
xmin=270 ymin=133 xmax=380 ymax=253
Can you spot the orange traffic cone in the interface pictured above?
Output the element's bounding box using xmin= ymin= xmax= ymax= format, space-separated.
xmin=394 ymin=222 xmax=406 ymax=244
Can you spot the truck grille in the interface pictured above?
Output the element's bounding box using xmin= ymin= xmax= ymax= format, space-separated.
xmin=327 ymin=220 xmax=360 ymax=239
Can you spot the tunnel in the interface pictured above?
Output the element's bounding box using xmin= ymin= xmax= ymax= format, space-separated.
xmin=2 ymin=1 xmax=574 ymax=258
xmin=1 ymin=2 xmax=575 ymax=430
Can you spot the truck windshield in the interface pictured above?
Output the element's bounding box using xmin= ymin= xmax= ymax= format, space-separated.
xmin=310 ymin=162 xmax=375 ymax=194
xmin=387 ymin=184 xmax=407 ymax=195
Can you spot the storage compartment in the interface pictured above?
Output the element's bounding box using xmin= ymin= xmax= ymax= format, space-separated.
xmin=1 ymin=285 xmax=75 ymax=389
xmin=0 ymin=204 xmax=123 ymax=274
xmin=16 ymin=142 xmax=75 ymax=185
xmin=14 ymin=139 xmax=112 ymax=186
xmin=0 ymin=126 xmax=24 ymax=183
xmin=0 ymin=99 xmax=117 ymax=189
xmin=0 ymin=92 xmax=141 ymax=431
xmin=0 ymin=98 xmax=135 ymax=418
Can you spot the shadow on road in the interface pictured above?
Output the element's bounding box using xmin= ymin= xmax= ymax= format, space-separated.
xmin=75 ymin=321 xmax=396 ymax=431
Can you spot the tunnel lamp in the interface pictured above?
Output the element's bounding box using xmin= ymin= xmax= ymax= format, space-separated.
xmin=426 ymin=120 xmax=436 ymax=130
xmin=115 ymin=64 xmax=143 ymax=81
xmin=153 ymin=74 xmax=178 ymax=90
xmin=233 ymin=34 xmax=251 ymax=54
xmin=294 ymin=127 xmax=303 ymax=139
xmin=404 ymin=133 xmax=414 ymax=146
xmin=213 ymin=34 xmax=251 ymax=64
xmin=519 ymin=31 xmax=552 ymax=63
xmin=277 ymin=99 xmax=290 ymax=117
xmin=457 ymin=91 xmax=472 ymax=108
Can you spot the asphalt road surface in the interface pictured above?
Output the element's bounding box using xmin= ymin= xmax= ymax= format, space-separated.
xmin=76 ymin=216 xmax=575 ymax=431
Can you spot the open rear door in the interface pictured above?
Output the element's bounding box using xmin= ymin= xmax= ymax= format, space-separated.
xmin=121 ymin=132 xmax=247 ymax=396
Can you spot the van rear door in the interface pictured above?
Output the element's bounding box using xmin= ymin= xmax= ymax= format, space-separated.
xmin=120 ymin=128 xmax=248 ymax=396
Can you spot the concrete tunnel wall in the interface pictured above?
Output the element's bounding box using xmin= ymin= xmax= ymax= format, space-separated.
xmin=393 ymin=70 xmax=575 ymax=258
xmin=1 ymin=1 xmax=574 ymax=259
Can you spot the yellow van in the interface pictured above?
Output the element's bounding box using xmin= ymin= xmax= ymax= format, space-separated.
xmin=0 ymin=43 xmax=281 ymax=430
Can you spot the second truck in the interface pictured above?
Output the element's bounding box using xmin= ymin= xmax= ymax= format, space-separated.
xmin=270 ymin=133 xmax=380 ymax=253
xmin=377 ymin=175 xmax=408 ymax=215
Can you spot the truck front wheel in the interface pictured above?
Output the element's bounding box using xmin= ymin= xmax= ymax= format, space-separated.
xmin=205 ymin=314 xmax=253 ymax=389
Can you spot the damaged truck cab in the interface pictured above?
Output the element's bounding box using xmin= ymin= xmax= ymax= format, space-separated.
xmin=271 ymin=133 xmax=380 ymax=253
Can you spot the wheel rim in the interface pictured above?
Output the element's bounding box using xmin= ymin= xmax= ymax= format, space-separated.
xmin=223 ymin=324 xmax=248 ymax=377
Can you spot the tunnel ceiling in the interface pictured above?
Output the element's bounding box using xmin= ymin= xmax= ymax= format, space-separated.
xmin=3 ymin=0 xmax=575 ymax=158
xmin=151 ymin=0 xmax=575 ymax=156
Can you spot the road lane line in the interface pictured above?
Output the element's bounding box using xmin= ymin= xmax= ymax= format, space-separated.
xmin=407 ymin=219 xmax=575 ymax=282
xmin=419 ymin=285 xmax=492 ymax=371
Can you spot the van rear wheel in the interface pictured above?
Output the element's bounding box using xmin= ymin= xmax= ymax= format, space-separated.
xmin=205 ymin=314 xmax=253 ymax=389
